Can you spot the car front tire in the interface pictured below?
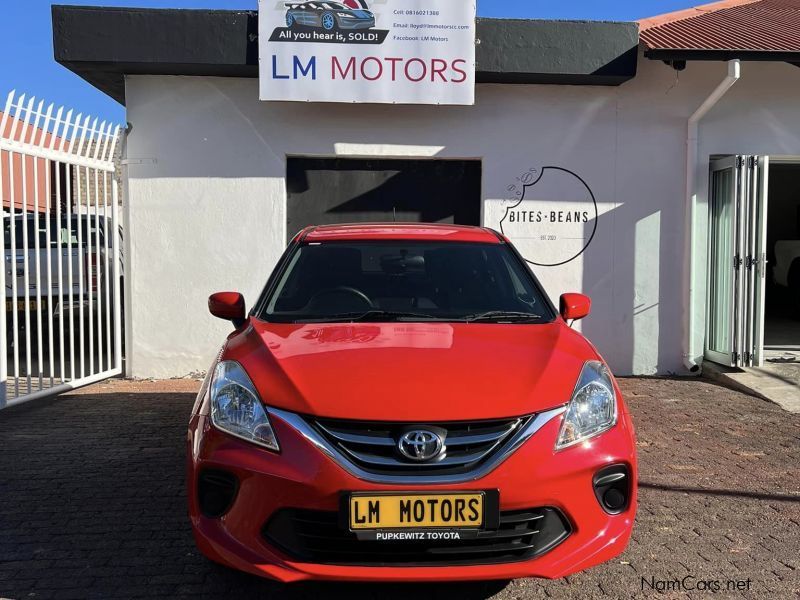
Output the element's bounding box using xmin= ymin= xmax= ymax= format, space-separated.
xmin=321 ymin=12 xmax=336 ymax=30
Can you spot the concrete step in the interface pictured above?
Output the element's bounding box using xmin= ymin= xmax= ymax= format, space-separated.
xmin=703 ymin=359 xmax=800 ymax=413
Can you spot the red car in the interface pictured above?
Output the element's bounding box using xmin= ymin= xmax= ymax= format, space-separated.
xmin=187 ymin=223 xmax=637 ymax=583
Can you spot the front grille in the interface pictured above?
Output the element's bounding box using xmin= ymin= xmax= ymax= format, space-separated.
xmin=311 ymin=416 xmax=530 ymax=476
xmin=263 ymin=507 xmax=571 ymax=566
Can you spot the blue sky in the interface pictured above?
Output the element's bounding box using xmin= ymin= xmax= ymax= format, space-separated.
xmin=1 ymin=1 xmax=698 ymax=124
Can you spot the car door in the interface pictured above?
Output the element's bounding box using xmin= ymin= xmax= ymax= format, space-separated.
xmin=294 ymin=4 xmax=311 ymax=25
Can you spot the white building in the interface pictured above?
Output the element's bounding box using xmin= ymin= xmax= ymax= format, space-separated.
xmin=53 ymin=0 xmax=800 ymax=379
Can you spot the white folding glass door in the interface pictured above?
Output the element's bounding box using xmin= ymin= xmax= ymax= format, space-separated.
xmin=705 ymin=155 xmax=768 ymax=368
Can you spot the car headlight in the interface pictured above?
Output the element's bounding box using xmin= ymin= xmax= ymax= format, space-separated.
xmin=210 ymin=361 xmax=279 ymax=451
xmin=337 ymin=12 xmax=356 ymax=17
xmin=556 ymin=361 xmax=617 ymax=450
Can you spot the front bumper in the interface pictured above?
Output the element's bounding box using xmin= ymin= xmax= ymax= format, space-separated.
xmin=338 ymin=18 xmax=375 ymax=30
xmin=187 ymin=406 xmax=637 ymax=582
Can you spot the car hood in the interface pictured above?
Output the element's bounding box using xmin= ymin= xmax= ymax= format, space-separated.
xmin=226 ymin=320 xmax=599 ymax=422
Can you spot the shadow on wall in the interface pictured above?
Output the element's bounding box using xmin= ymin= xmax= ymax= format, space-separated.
xmin=580 ymin=202 xmax=678 ymax=375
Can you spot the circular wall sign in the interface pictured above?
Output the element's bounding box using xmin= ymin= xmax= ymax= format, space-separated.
xmin=500 ymin=166 xmax=598 ymax=267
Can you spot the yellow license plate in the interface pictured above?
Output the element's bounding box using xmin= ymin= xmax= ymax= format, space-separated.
xmin=5 ymin=299 xmax=44 ymax=312
xmin=349 ymin=493 xmax=484 ymax=530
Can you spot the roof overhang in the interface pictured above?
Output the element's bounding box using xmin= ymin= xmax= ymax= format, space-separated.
xmin=52 ymin=5 xmax=639 ymax=105
xmin=642 ymin=47 xmax=800 ymax=65
xmin=644 ymin=49 xmax=800 ymax=63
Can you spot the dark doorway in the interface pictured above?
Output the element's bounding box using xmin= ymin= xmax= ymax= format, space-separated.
xmin=286 ymin=157 xmax=482 ymax=238
xmin=764 ymin=163 xmax=800 ymax=354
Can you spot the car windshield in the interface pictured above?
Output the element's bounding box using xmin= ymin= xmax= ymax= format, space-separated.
xmin=4 ymin=216 xmax=108 ymax=250
xmin=260 ymin=241 xmax=553 ymax=323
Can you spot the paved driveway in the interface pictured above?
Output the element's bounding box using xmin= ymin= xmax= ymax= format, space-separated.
xmin=1 ymin=378 xmax=798 ymax=599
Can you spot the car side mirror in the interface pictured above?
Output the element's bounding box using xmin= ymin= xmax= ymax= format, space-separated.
xmin=560 ymin=293 xmax=591 ymax=322
xmin=209 ymin=292 xmax=247 ymax=328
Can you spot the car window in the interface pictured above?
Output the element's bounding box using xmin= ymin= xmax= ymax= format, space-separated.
xmin=4 ymin=216 xmax=108 ymax=250
xmin=261 ymin=241 xmax=553 ymax=322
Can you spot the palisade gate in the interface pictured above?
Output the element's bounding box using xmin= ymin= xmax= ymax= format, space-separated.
xmin=0 ymin=91 xmax=124 ymax=408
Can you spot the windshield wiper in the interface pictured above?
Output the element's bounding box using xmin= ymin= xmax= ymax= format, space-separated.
xmin=294 ymin=310 xmax=445 ymax=323
xmin=464 ymin=310 xmax=542 ymax=323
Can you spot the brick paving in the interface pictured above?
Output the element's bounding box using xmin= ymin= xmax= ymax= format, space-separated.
xmin=0 ymin=377 xmax=798 ymax=599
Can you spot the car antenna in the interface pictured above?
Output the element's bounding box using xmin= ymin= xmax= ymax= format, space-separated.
xmin=393 ymin=207 xmax=397 ymax=222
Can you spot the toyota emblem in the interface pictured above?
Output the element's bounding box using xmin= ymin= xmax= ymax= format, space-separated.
xmin=397 ymin=429 xmax=445 ymax=462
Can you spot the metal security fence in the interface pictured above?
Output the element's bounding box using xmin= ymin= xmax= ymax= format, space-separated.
xmin=0 ymin=91 xmax=124 ymax=408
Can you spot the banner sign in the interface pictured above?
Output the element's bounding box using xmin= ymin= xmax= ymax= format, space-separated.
xmin=259 ymin=0 xmax=476 ymax=105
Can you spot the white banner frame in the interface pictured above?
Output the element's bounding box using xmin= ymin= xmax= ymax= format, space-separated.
xmin=259 ymin=0 xmax=476 ymax=105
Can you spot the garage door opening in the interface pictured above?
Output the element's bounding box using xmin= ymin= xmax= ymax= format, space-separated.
xmin=286 ymin=157 xmax=482 ymax=239
xmin=764 ymin=162 xmax=800 ymax=356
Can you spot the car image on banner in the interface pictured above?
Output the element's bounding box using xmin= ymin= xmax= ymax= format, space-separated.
xmin=187 ymin=223 xmax=637 ymax=583
xmin=285 ymin=2 xmax=375 ymax=31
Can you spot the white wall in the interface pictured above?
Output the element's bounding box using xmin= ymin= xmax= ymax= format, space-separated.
xmin=123 ymin=57 xmax=800 ymax=378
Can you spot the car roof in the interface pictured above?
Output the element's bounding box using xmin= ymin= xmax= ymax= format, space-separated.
xmin=298 ymin=223 xmax=503 ymax=244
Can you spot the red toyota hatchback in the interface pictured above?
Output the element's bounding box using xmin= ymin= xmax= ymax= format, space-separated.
xmin=187 ymin=223 xmax=637 ymax=583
